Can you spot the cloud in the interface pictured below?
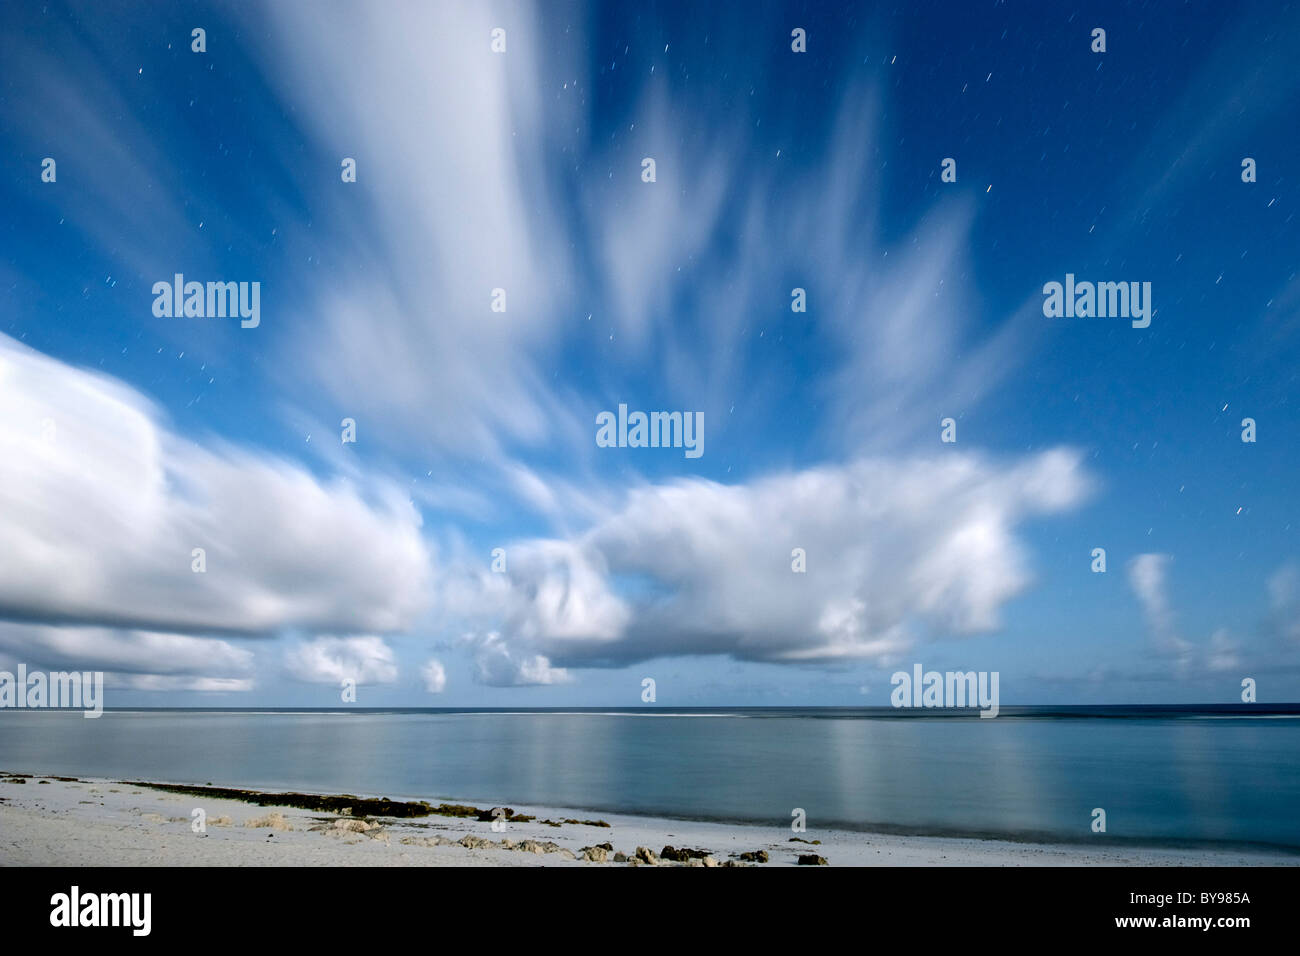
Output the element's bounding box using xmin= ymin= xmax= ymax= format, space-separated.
xmin=591 ymin=88 xmax=732 ymax=346
xmin=1206 ymin=629 xmax=1240 ymax=674
xmin=112 ymin=675 xmax=255 ymax=693
xmin=1127 ymin=554 xmax=1239 ymax=676
xmin=1266 ymin=563 xmax=1300 ymax=644
xmin=443 ymin=449 xmax=1092 ymax=676
xmin=0 ymin=622 xmax=256 ymax=691
xmin=580 ymin=81 xmax=1041 ymax=458
xmin=244 ymin=0 xmax=582 ymax=462
xmin=420 ymin=658 xmax=447 ymax=694
xmin=467 ymin=633 xmax=571 ymax=687
xmin=0 ymin=332 xmax=434 ymax=637
xmin=284 ymin=636 xmax=398 ymax=686
xmin=1128 ymin=554 xmax=1179 ymax=644
xmin=1121 ymin=3 xmax=1300 ymax=221
xmin=238 ymin=3 xmax=1032 ymax=483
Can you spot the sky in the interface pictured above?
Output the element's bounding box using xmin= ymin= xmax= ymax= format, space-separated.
xmin=0 ymin=0 xmax=1297 ymax=707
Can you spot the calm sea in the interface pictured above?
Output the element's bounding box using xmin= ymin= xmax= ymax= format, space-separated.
xmin=2 ymin=706 xmax=1298 ymax=850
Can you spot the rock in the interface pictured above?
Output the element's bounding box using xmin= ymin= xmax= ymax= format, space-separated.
xmin=661 ymin=845 xmax=711 ymax=862
xmin=516 ymin=839 xmax=547 ymax=854
xmin=634 ymin=846 xmax=659 ymax=865
xmin=797 ymin=854 xmax=829 ymax=866
xmin=243 ymin=812 xmax=293 ymax=831
xmin=333 ymin=818 xmax=378 ymax=832
xmin=400 ymin=835 xmax=456 ymax=848
xmin=613 ymin=852 xmax=629 ymax=862
xmin=581 ymin=846 xmax=608 ymax=862
xmin=738 ymin=850 xmax=769 ymax=863
xmin=460 ymin=835 xmax=496 ymax=849
xmin=702 ymin=856 xmax=719 ymax=867
xmin=316 ymin=817 xmax=387 ymax=840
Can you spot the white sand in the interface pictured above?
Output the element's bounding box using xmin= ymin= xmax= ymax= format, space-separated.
xmin=1 ymin=772 xmax=1294 ymax=867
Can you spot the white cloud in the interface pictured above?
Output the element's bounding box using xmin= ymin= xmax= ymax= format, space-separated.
xmin=1128 ymin=554 xmax=1239 ymax=676
xmin=0 ymin=623 xmax=256 ymax=691
xmin=0 ymin=5 xmax=1168 ymax=699
xmin=591 ymin=89 xmax=731 ymax=346
xmin=246 ymin=0 xmax=582 ymax=462
xmin=582 ymin=82 xmax=1040 ymax=457
xmin=1206 ymin=628 xmax=1240 ymax=674
xmin=284 ymin=636 xmax=398 ymax=686
xmin=242 ymin=5 xmax=1032 ymax=481
xmin=468 ymin=633 xmax=571 ymax=687
xmin=420 ymin=658 xmax=447 ymax=694
xmin=113 ymin=675 xmax=255 ymax=693
xmin=443 ymin=449 xmax=1092 ymax=676
xmin=0 ymin=332 xmax=434 ymax=637
xmin=1128 ymin=554 xmax=1179 ymax=643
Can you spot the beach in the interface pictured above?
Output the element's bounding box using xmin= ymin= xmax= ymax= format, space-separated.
xmin=2 ymin=771 xmax=1294 ymax=867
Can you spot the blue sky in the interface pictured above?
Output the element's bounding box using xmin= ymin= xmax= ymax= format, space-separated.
xmin=0 ymin=0 xmax=1297 ymax=707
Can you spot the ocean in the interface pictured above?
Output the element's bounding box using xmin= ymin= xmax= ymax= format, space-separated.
xmin=2 ymin=706 xmax=1298 ymax=850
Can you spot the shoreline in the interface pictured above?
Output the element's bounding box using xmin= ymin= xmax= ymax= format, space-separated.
xmin=3 ymin=770 xmax=1297 ymax=866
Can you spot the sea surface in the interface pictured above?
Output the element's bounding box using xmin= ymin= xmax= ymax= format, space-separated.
xmin=2 ymin=706 xmax=1299 ymax=850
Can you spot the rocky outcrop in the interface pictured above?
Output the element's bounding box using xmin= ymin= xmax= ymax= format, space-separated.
xmin=399 ymin=835 xmax=456 ymax=847
xmin=660 ymin=845 xmax=712 ymax=862
xmin=243 ymin=812 xmax=294 ymax=831
xmin=330 ymin=818 xmax=379 ymax=833
xmin=408 ymin=834 xmax=576 ymax=859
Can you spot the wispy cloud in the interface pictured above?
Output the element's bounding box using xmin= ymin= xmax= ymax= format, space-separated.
xmin=1128 ymin=554 xmax=1240 ymax=677
xmin=284 ymin=636 xmax=399 ymax=686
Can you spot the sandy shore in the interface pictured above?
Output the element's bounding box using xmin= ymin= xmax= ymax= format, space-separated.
xmin=1 ymin=770 xmax=1295 ymax=867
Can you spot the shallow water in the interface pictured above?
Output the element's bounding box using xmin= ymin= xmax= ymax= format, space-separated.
xmin=2 ymin=707 xmax=1298 ymax=849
